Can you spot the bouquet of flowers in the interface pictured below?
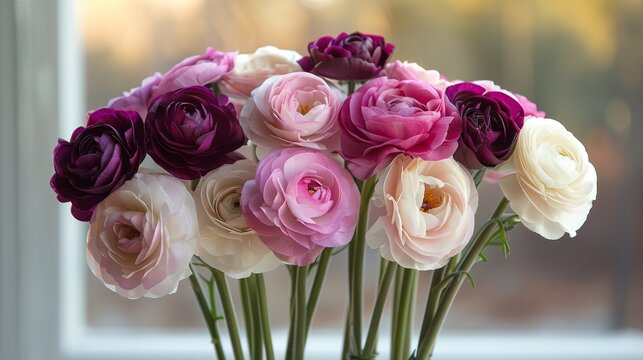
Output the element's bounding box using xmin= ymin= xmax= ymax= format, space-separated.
xmin=51 ymin=31 xmax=597 ymax=360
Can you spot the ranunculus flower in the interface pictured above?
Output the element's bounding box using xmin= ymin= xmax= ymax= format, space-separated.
xmin=497 ymin=118 xmax=597 ymax=240
xmin=107 ymin=72 xmax=162 ymax=119
xmin=298 ymin=31 xmax=394 ymax=81
xmin=446 ymin=82 xmax=525 ymax=169
xmin=86 ymin=173 xmax=199 ymax=299
xmin=455 ymin=80 xmax=545 ymax=118
xmin=150 ymin=48 xmax=236 ymax=101
xmin=368 ymin=155 xmax=478 ymax=270
xmin=145 ymin=85 xmax=246 ymax=180
xmin=339 ymin=76 xmax=462 ymax=180
xmin=241 ymin=148 xmax=360 ymax=265
xmin=384 ymin=60 xmax=451 ymax=89
xmin=220 ymin=46 xmax=302 ymax=99
xmin=240 ymin=72 xmax=343 ymax=152
xmin=194 ymin=160 xmax=281 ymax=279
xmin=51 ymin=108 xmax=145 ymax=221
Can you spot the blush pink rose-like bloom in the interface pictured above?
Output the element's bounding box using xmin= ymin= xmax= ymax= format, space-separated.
xmin=241 ymin=148 xmax=360 ymax=265
xmin=107 ymin=72 xmax=162 ymax=119
xmin=221 ymin=46 xmax=302 ymax=100
xmin=150 ymin=48 xmax=236 ymax=101
xmin=86 ymin=173 xmax=199 ymax=299
xmin=240 ymin=72 xmax=343 ymax=152
xmin=368 ymin=155 xmax=478 ymax=270
xmin=339 ymin=76 xmax=462 ymax=180
xmin=384 ymin=60 xmax=451 ymax=89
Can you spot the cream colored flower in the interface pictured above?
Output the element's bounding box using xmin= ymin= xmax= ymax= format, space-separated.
xmin=221 ymin=46 xmax=302 ymax=99
xmin=368 ymin=155 xmax=478 ymax=270
xmin=194 ymin=159 xmax=280 ymax=278
xmin=497 ymin=118 xmax=597 ymax=239
xmin=86 ymin=173 xmax=198 ymax=299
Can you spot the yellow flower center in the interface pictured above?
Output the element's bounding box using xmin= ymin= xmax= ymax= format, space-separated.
xmin=298 ymin=103 xmax=312 ymax=115
xmin=419 ymin=187 xmax=443 ymax=213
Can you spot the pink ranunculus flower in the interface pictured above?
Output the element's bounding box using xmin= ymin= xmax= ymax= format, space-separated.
xmin=107 ymin=72 xmax=162 ymax=119
xmin=150 ymin=48 xmax=236 ymax=101
xmin=240 ymin=72 xmax=343 ymax=152
xmin=368 ymin=155 xmax=478 ymax=270
xmin=220 ymin=46 xmax=302 ymax=100
xmin=241 ymin=148 xmax=360 ymax=265
xmin=384 ymin=60 xmax=451 ymax=89
xmin=338 ymin=76 xmax=462 ymax=180
xmin=86 ymin=173 xmax=199 ymax=299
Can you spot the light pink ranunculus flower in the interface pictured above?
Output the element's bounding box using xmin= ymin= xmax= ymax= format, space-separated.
xmin=368 ymin=155 xmax=478 ymax=270
xmin=194 ymin=160 xmax=281 ymax=279
xmin=240 ymin=72 xmax=343 ymax=152
xmin=150 ymin=48 xmax=236 ymax=101
xmin=107 ymin=72 xmax=162 ymax=119
xmin=86 ymin=173 xmax=198 ymax=299
xmin=241 ymin=148 xmax=360 ymax=265
xmin=221 ymin=46 xmax=302 ymax=100
xmin=384 ymin=60 xmax=451 ymax=89
xmin=339 ymin=76 xmax=462 ymax=180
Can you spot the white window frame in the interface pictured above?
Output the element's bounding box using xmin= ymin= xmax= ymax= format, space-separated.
xmin=2 ymin=0 xmax=642 ymax=359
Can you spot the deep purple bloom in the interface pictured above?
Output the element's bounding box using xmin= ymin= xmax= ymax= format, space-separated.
xmin=446 ymin=82 xmax=525 ymax=169
xmin=298 ymin=32 xmax=394 ymax=81
xmin=50 ymin=108 xmax=146 ymax=221
xmin=145 ymin=85 xmax=246 ymax=180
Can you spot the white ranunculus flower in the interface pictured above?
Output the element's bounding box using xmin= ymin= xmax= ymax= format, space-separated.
xmin=221 ymin=45 xmax=302 ymax=100
xmin=87 ymin=173 xmax=198 ymax=299
xmin=194 ymin=159 xmax=280 ymax=278
xmin=368 ymin=155 xmax=478 ymax=270
xmin=497 ymin=118 xmax=597 ymax=239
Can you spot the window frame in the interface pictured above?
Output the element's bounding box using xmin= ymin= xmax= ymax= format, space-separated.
xmin=1 ymin=0 xmax=642 ymax=359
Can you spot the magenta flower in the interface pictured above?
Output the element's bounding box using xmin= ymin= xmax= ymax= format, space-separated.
xmin=241 ymin=148 xmax=360 ymax=265
xmin=150 ymin=48 xmax=235 ymax=100
xmin=338 ymin=77 xmax=462 ymax=180
xmin=298 ymin=32 xmax=394 ymax=81
xmin=145 ymin=86 xmax=246 ymax=180
xmin=446 ymin=82 xmax=524 ymax=169
xmin=50 ymin=108 xmax=145 ymax=221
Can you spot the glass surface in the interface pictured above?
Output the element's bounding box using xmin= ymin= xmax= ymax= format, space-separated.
xmin=81 ymin=0 xmax=642 ymax=333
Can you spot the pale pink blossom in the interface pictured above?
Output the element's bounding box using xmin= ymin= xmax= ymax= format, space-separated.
xmin=86 ymin=173 xmax=198 ymax=299
xmin=368 ymin=155 xmax=478 ymax=270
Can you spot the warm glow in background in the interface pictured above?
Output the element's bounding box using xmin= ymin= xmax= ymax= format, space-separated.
xmin=79 ymin=0 xmax=642 ymax=334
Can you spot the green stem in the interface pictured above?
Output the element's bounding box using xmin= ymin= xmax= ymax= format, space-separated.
xmin=255 ymin=274 xmax=274 ymax=360
xmin=473 ymin=168 xmax=488 ymax=187
xmin=403 ymin=270 xmax=418 ymax=359
xmin=212 ymin=270 xmax=245 ymax=360
xmin=416 ymin=197 xmax=510 ymax=360
xmin=417 ymin=266 xmax=446 ymax=346
xmin=294 ymin=266 xmax=308 ymax=360
xmin=188 ymin=264 xmax=226 ymax=360
xmin=305 ymin=248 xmax=333 ymax=340
xmin=286 ymin=267 xmax=297 ymax=360
xmin=239 ymin=278 xmax=255 ymax=358
xmin=249 ymin=276 xmax=263 ymax=360
xmin=362 ymin=261 xmax=397 ymax=357
xmin=390 ymin=266 xmax=404 ymax=360
xmin=394 ymin=269 xmax=416 ymax=360
xmin=347 ymin=81 xmax=356 ymax=95
xmin=350 ymin=176 xmax=378 ymax=355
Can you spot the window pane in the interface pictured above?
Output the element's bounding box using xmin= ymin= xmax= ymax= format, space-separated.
xmin=82 ymin=0 xmax=642 ymax=333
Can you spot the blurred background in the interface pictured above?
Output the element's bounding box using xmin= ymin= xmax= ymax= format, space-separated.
xmin=82 ymin=0 xmax=642 ymax=334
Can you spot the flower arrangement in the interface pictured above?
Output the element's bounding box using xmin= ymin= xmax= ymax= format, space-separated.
xmin=51 ymin=31 xmax=597 ymax=360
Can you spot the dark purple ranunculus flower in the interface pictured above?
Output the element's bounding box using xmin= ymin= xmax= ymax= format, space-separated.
xmin=298 ymin=31 xmax=394 ymax=81
xmin=145 ymin=85 xmax=246 ymax=180
xmin=50 ymin=109 xmax=145 ymax=221
xmin=446 ymin=82 xmax=525 ymax=169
